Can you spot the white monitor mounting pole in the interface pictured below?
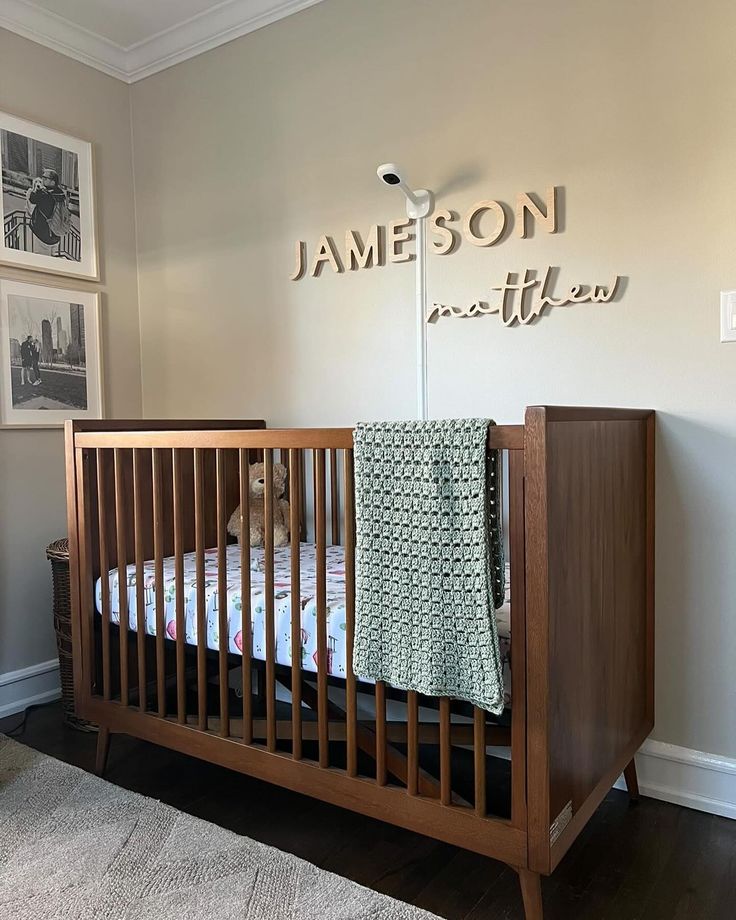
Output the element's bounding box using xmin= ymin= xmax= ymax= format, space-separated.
xmin=377 ymin=164 xmax=434 ymax=421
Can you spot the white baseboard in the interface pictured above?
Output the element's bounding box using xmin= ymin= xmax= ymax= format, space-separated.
xmin=0 ymin=659 xmax=61 ymax=720
xmin=616 ymin=739 xmax=736 ymax=820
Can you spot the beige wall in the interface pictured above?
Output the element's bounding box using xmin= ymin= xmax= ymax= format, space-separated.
xmin=130 ymin=0 xmax=736 ymax=759
xmin=0 ymin=29 xmax=142 ymax=676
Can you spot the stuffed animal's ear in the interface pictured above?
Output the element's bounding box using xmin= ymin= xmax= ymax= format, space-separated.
xmin=273 ymin=463 xmax=287 ymax=492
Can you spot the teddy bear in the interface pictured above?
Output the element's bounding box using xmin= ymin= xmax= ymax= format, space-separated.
xmin=227 ymin=461 xmax=291 ymax=547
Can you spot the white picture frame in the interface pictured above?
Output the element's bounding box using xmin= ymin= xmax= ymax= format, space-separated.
xmin=0 ymin=278 xmax=103 ymax=428
xmin=0 ymin=111 xmax=98 ymax=281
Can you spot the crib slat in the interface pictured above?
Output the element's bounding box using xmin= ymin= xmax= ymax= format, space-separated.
xmin=375 ymin=682 xmax=387 ymax=785
xmin=407 ymin=691 xmax=419 ymax=795
xmin=239 ymin=448 xmax=253 ymax=744
xmin=312 ymin=455 xmax=318 ymax=534
xmin=329 ymin=448 xmax=339 ymax=545
xmin=132 ymin=449 xmax=147 ymax=712
xmin=76 ymin=449 xmax=95 ymax=702
xmin=298 ymin=450 xmax=307 ymax=542
xmin=152 ymin=449 xmax=166 ymax=718
xmin=440 ymin=697 xmax=452 ymax=805
xmin=509 ymin=448 xmax=527 ymax=828
xmin=172 ymin=449 xmax=186 ymax=724
xmin=264 ymin=448 xmax=277 ymax=752
xmin=194 ymin=448 xmax=207 ymax=730
xmin=289 ymin=449 xmax=302 ymax=761
xmin=96 ymin=450 xmax=111 ymax=701
xmin=216 ymin=449 xmax=230 ymax=738
xmin=113 ymin=448 xmax=129 ymax=707
xmin=343 ymin=449 xmax=358 ymax=778
xmin=315 ymin=449 xmax=329 ymax=768
xmin=474 ymin=707 xmax=486 ymax=816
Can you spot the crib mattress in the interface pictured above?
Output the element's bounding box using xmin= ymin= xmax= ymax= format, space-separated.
xmin=95 ymin=543 xmax=512 ymax=703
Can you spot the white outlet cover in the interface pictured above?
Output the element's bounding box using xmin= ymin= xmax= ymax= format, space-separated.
xmin=720 ymin=291 xmax=736 ymax=343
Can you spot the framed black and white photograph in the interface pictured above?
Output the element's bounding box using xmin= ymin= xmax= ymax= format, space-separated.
xmin=0 ymin=279 xmax=103 ymax=427
xmin=0 ymin=112 xmax=98 ymax=280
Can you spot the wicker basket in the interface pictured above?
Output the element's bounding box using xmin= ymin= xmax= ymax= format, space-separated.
xmin=46 ymin=538 xmax=97 ymax=732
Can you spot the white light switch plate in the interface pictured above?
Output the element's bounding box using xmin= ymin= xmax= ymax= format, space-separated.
xmin=721 ymin=291 xmax=736 ymax=342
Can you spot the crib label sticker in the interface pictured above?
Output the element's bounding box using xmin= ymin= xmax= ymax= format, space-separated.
xmin=549 ymin=801 xmax=573 ymax=846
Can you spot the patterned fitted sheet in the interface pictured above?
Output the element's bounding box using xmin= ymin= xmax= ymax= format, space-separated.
xmin=95 ymin=544 xmax=512 ymax=703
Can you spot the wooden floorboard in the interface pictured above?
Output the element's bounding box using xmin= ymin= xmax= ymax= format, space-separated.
xmin=1 ymin=703 xmax=734 ymax=919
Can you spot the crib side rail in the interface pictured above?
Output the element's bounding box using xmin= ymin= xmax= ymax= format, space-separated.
xmin=72 ymin=426 xmax=523 ymax=451
xmin=65 ymin=420 xmax=529 ymax=868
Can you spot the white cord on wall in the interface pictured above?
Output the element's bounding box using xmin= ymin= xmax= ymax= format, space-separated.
xmin=377 ymin=164 xmax=434 ymax=421
xmin=415 ymin=215 xmax=428 ymax=421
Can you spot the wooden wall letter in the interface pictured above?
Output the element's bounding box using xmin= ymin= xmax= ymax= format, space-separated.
xmin=388 ymin=219 xmax=414 ymax=263
xmin=516 ymin=186 xmax=558 ymax=238
xmin=345 ymin=226 xmax=382 ymax=270
xmin=310 ymin=235 xmax=344 ymax=276
xmin=290 ymin=240 xmax=307 ymax=280
xmin=462 ymin=200 xmax=507 ymax=247
xmin=429 ymin=266 xmax=621 ymax=326
xmin=430 ymin=209 xmax=459 ymax=255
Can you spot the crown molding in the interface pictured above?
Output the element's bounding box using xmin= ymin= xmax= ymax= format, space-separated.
xmin=0 ymin=0 xmax=326 ymax=84
xmin=0 ymin=0 xmax=129 ymax=80
xmin=124 ymin=0 xmax=327 ymax=82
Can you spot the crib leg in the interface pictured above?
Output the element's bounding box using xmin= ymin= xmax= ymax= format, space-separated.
xmin=94 ymin=726 xmax=111 ymax=777
xmin=518 ymin=869 xmax=543 ymax=920
xmin=624 ymin=757 xmax=640 ymax=803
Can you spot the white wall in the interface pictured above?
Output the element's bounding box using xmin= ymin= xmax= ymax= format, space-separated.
xmin=0 ymin=29 xmax=142 ymax=691
xmin=130 ymin=0 xmax=736 ymax=762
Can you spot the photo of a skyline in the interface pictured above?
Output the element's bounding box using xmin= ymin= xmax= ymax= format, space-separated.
xmin=7 ymin=294 xmax=88 ymax=410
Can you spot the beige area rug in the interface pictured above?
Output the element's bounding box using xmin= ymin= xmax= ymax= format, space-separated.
xmin=0 ymin=736 xmax=441 ymax=919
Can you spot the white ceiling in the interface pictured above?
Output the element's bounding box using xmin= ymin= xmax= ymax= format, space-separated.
xmin=0 ymin=0 xmax=325 ymax=82
xmin=28 ymin=0 xmax=233 ymax=50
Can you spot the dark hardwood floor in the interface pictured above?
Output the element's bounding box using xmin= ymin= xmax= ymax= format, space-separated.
xmin=2 ymin=703 xmax=734 ymax=919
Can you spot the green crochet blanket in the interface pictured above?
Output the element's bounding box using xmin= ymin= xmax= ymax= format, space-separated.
xmin=353 ymin=419 xmax=505 ymax=714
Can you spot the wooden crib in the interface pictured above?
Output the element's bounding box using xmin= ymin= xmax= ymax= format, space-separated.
xmin=65 ymin=406 xmax=654 ymax=920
